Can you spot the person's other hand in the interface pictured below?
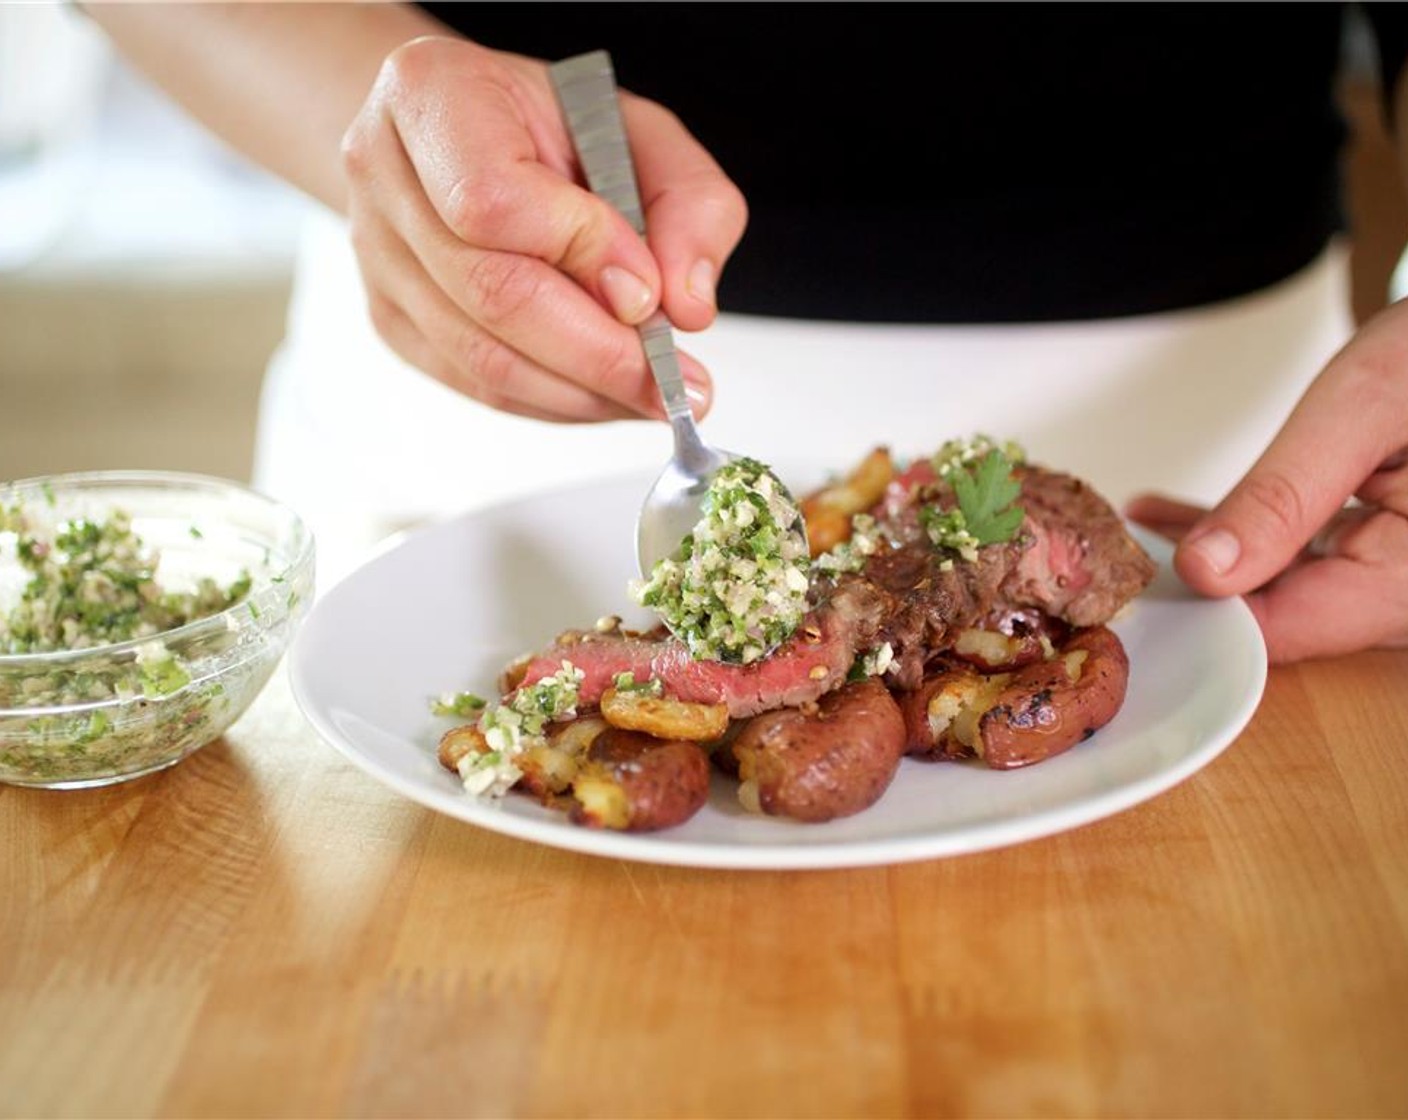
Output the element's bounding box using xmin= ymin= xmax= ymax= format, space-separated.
xmin=340 ymin=36 xmax=746 ymax=422
xmin=1126 ymin=298 xmax=1408 ymax=663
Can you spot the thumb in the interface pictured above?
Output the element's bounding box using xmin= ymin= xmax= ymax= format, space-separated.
xmin=1174 ymin=313 xmax=1408 ymax=596
xmin=1174 ymin=468 xmax=1335 ymax=596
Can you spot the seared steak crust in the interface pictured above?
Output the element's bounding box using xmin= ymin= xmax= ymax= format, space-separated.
xmin=862 ymin=539 xmax=1024 ymax=690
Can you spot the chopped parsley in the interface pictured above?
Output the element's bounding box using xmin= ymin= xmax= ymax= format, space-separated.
xmin=847 ymin=642 xmax=895 ymax=682
xmin=815 ymin=513 xmax=885 ymax=575
xmin=454 ymin=661 xmax=585 ymax=798
xmin=611 ymin=671 xmax=663 ymax=696
xmin=0 ymin=495 xmax=279 ymax=786
xmin=136 ymin=643 xmax=192 ymax=699
xmin=632 ymin=458 xmax=810 ymax=664
xmin=920 ymin=504 xmax=982 ymax=562
xmin=431 ymin=691 xmax=488 ymax=719
xmin=0 ymin=503 xmax=250 ymax=655
xmin=931 ymin=434 xmax=1027 ymax=481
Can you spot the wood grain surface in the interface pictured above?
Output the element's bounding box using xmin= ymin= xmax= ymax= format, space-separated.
xmin=3 ymin=648 xmax=1407 ymax=1119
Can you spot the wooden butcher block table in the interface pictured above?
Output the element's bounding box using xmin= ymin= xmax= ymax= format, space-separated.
xmin=3 ymin=638 xmax=1406 ymax=1118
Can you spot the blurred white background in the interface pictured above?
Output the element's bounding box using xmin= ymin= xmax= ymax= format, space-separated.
xmin=0 ymin=3 xmax=307 ymax=483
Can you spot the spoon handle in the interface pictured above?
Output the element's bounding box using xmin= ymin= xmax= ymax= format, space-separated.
xmin=639 ymin=310 xmax=714 ymax=470
xmin=548 ymin=51 xmax=645 ymax=232
xmin=549 ymin=51 xmax=717 ymax=475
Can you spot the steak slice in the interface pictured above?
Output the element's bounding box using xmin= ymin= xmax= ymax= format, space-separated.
xmin=1001 ymin=468 xmax=1157 ymax=626
xmin=516 ymin=578 xmax=891 ymax=719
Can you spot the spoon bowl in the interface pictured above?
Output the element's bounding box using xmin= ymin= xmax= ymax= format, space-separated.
xmin=635 ymin=442 xmax=737 ymax=578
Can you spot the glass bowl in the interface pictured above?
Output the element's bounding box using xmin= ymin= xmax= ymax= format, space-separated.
xmin=0 ymin=471 xmax=314 ymax=788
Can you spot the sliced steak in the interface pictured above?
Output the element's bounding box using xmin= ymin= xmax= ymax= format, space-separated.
xmin=514 ymin=460 xmax=1154 ymax=717
xmin=516 ymin=578 xmax=891 ymax=719
xmin=1001 ymin=467 xmax=1157 ymax=626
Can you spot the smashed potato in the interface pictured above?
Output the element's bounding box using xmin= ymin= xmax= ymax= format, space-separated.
xmin=799 ymin=447 xmax=895 ymax=556
xmin=570 ymin=728 xmax=711 ymax=832
xmin=900 ymin=625 xmax=1130 ymax=769
xmin=600 ymin=687 xmax=730 ymax=742
xmin=730 ymin=678 xmax=906 ymax=822
xmin=437 ymin=724 xmax=490 ymax=771
xmin=980 ymin=626 xmax=1128 ymax=769
xmin=517 ymin=715 xmax=610 ymax=798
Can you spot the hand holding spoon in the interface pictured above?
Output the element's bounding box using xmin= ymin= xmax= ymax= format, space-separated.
xmin=548 ymin=50 xmax=743 ymax=576
xmin=550 ymin=51 xmax=809 ymax=662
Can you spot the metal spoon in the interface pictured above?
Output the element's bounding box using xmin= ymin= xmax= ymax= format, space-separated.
xmin=548 ymin=50 xmax=741 ymax=577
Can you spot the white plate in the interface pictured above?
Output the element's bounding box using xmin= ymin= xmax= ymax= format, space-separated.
xmin=290 ymin=469 xmax=1266 ymax=870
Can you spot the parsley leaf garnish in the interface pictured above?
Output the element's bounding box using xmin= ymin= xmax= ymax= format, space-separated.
xmin=949 ymin=449 xmax=1025 ymax=546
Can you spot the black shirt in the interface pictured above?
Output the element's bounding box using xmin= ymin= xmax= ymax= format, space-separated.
xmin=420 ymin=2 xmax=1408 ymax=322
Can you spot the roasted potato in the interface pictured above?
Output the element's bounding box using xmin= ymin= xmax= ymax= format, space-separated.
xmin=439 ymin=714 xmax=609 ymax=799
xmin=896 ymin=662 xmax=1003 ymax=759
xmin=730 ymin=678 xmax=906 ymax=822
xmin=979 ymin=625 xmax=1129 ymax=769
xmin=517 ymin=715 xmax=610 ymax=798
xmin=437 ymin=723 xmax=489 ymax=772
xmin=899 ymin=625 xmax=1130 ymax=769
xmin=951 ymin=610 xmax=1071 ymax=672
xmin=599 ymin=687 xmax=730 ymax=741
xmin=569 ymin=728 xmax=712 ymax=832
xmin=950 ymin=627 xmax=1048 ymax=672
xmin=799 ymin=447 xmax=895 ymax=556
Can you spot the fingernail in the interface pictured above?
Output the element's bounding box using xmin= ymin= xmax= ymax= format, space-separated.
xmin=600 ymin=265 xmax=654 ymax=324
xmin=686 ymin=258 xmax=716 ymax=308
xmin=1187 ymin=527 xmax=1241 ymax=575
